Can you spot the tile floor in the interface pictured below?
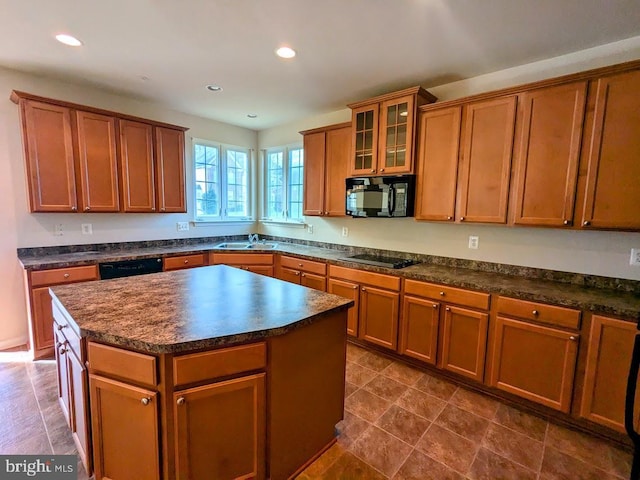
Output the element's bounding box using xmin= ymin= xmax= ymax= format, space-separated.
xmin=0 ymin=345 xmax=633 ymax=480
xmin=297 ymin=343 xmax=634 ymax=480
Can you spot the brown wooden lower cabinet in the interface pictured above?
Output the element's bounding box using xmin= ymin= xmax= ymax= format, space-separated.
xmin=89 ymin=375 xmax=161 ymax=480
xmin=210 ymin=253 xmax=274 ymax=277
xmin=163 ymin=253 xmax=207 ymax=271
xmin=489 ymin=316 xmax=578 ymax=412
xmin=327 ymin=278 xmax=360 ymax=337
xmin=438 ymin=305 xmax=489 ymax=382
xmin=399 ymin=295 xmax=440 ymax=365
xmin=275 ymin=255 xmax=328 ymax=291
xmin=580 ymin=315 xmax=637 ymax=432
xmin=174 ymin=374 xmax=266 ymax=480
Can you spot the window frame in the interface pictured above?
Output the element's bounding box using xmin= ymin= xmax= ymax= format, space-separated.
xmin=261 ymin=144 xmax=305 ymax=224
xmin=193 ymin=138 xmax=253 ymax=223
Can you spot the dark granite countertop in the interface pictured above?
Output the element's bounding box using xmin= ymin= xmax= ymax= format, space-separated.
xmin=50 ymin=265 xmax=353 ymax=354
xmin=23 ymin=238 xmax=640 ymax=320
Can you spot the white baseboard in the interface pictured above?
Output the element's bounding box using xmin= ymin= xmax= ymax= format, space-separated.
xmin=0 ymin=335 xmax=29 ymax=351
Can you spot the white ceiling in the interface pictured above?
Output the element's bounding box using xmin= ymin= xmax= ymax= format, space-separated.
xmin=1 ymin=0 xmax=639 ymax=130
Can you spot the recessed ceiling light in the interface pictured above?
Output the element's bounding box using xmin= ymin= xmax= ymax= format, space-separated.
xmin=55 ymin=34 xmax=83 ymax=47
xmin=247 ymin=114 xmax=258 ymax=119
xmin=206 ymin=85 xmax=223 ymax=92
xmin=275 ymin=46 xmax=296 ymax=59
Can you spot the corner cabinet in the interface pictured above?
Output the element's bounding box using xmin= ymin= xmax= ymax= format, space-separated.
xmin=348 ymin=87 xmax=436 ymax=176
xmin=11 ymin=91 xmax=187 ymax=214
xmin=301 ymin=122 xmax=351 ymax=217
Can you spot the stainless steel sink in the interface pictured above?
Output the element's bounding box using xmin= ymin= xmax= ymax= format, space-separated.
xmin=214 ymin=242 xmax=278 ymax=250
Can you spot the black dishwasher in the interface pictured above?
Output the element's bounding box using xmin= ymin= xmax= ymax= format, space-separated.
xmin=98 ymin=257 xmax=163 ymax=279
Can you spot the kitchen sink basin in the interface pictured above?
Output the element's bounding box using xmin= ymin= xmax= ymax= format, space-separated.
xmin=214 ymin=242 xmax=278 ymax=250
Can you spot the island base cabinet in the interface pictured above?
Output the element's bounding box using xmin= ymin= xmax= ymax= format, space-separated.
xmin=580 ymin=315 xmax=637 ymax=432
xmin=174 ymin=374 xmax=266 ymax=480
xmin=399 ymin=296 xmax=440 ymax=365
xmin=438 ymin=306 xmax=488 ymax=382
xmin=68 ymin=351 xmax=91 ymax=474
xmin=89 ymin=375 xmax=160 ymax=480
xmin=488 ymin=317 xmax=578 ymax=412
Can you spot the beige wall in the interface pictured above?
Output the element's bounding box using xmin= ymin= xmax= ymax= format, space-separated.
xmin=0 ymin=67 xmax=258 ymax=349
xmin=258 ymin=37 xmax=640 ymax=282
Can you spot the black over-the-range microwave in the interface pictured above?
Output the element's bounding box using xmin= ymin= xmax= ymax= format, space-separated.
xmin=346 ymin=175 xmax=416 ymax=218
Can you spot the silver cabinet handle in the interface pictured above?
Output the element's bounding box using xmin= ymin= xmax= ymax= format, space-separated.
xmin=352 ymin=285 xmax=358 ymax=289
xmin=84 ymin=206 xmax=90 ymax=211
xmin=563 ymin=220 xmax=570 ymax=225
xmin=361 ymin=287 xmax=366 ymax=292
xmin=295 ymin=271 xmax=300 ymax=276
xmin=184 ymin=260 xmax=189 ymax=264
xmin=141 ymin=397 xmax=150 ymax=406
xmin=432 ymin=304 xmax=438 ymax=309
xmin=370 ymin=169 xmax=375 ymax=173
xmin=71 ymin=206 xmax=77 ymax=212
xmin=447 ymin=216 xmax=453 ymax=220
xmin=460 ymin=217 xmax=465 ymax=221
xmin=569 ymin=336 xmax=577 ymax=341
xmin=177 ymin=397 xmax=185 ymax=406
xmin=439 ymin=291 xmax=445 ymax=296
xmin=379 ymin=168 xmax=385 ymax=172
xmin=298 ymin=263 xmax=303 ymax=267
xmin=63 ymin=273 xmax=70 ymax=278
xmin=532 ymin=310 xmax=539 ymax=316
xmin=583 ymin=220 xmax=591 ymax=226
xmin=445 ymin=307 xmax=451 ymax=312
xmin=57 ymin=324 xmax=67 ymax=330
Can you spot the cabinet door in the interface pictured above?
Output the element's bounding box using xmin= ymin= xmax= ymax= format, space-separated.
xmin=301 ymin=272 xmax=326 ymax=292
xmin=378 ymin=95 xmax=415 ymax=174
xmin=457 ymin=96 xmax=516 ymax=224
xmin=351 ymin=105 xmax=379 ymax=175
xmin=31 ymin=287 xmax=55 ymax=358
xmin=580 ymin=315 xmax=636 ymax=432
xmin=324 ymin=125 xmax=351 ymax=216
xmin=89 ymin=375 xmax=160 ymax=480
xmin=438 ymin=305 xmax=488 ymax=382
xmin=74 ymin=110 xmax=120 ymax=212
xmin=276 ymin=267 xmax=302 ymax=284
xmin=513 ymin=81 xmax=587 ymax=226
xmin=68 ymin=349 xmax=91 ymax=474
xmin=174 ymin=374 xmax=266 ymax=480
xmin=415 ymin=107 xmax=462 ymax=221
xmin=582 ymin=69 xmax=640 ymax=230
xmin=399 ymin=296 xmax=440 ymax=365
xmin=302 ymin=131 xmax=326 ymax=216
xmin=359 ymin=286 xmax=399 ymax=350
xmin=327 ymin=278 xmax=360 ymax=337
xmin=155 ymin=127 xmax=186 ymax=213
xmin=21 ymin=100 xmax=77 ymax=212
xmin=489 ymin=317 xmax=578 ymax=412
xmin=119 ymin=120 xmax=156 ymax=212
xmin=54 ymin=330 xmax=72 ymax=426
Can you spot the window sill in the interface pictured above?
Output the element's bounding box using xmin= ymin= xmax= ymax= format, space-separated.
xmin=259 ymin=219 xmax=307 ymax=228
xmin=192 ymin=219 xmax=255 ymax=227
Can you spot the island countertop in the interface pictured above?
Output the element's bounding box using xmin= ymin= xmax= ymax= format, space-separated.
xmin=50 ymin=264 xmax=353 ymax=354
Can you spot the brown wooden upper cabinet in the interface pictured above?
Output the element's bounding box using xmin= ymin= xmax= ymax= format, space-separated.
xmin=11 ymin=91 xmax=187 ymax=214
xmin=348 ymin=87 xmax=436 ymax=176
xmin=581 ymin=69 xmax=640 ymax=230
xmin=511 ymin=81 xmax=587 ymax=227
xmin=301 ymin=122 xmax=351 ymax=217
xmin=415 ymin=96 xmax=516 ymax=224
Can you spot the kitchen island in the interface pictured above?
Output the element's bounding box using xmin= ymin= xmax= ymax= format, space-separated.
xmin=49 ymin=265 xmax=353 ymax=480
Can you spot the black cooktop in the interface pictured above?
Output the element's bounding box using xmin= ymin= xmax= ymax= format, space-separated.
xmin=339 ymin=253 xmax=417 ymax=269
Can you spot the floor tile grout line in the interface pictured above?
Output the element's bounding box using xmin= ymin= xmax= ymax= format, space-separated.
xmin=24 ymin=361 xmax=55 ymax=455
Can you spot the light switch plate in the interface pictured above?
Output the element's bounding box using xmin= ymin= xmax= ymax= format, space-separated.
xmin=307 ymin=224 xmax=314 ymax=234
xmin=54 ymin=224 xmax=63 ymax=236
xmin=177 ymin=222 xmax=189 ymax=232
xmin=342 ymin=227 xmax=349 ymax=237
xmin=468 ymin=235 xmax=479 ymax=249
xmin=81 ymin=223 xmax=93 ymax=235
xmin=631 ymin=248 xmax=640 ymax=266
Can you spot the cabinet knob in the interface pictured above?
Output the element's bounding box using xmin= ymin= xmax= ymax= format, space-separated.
xmin=432 ymin=304 xmax=438 ymax=309
xmin=439 ymin=291 xmax=445 ymax=296
xmin=57 ymin=324 xmax=67 ymax=330
xmin=71 ymin=206 xmax=77 ymax=212
xmin=301 ymin=273 xmax=306 ymax=277
xmin=141 ymin=397 xmax=150 ymax=406
xmin=298 ymin=263 xmax=303 ymax=267
xmin=63 ymin=273 xmax=70 ymax=278
xmin=295 ymin=271 xmax=300 ymax=276
xmin=151 ymin=207 xmax=156 ymax=211
xmin=370 ymin=169 xmax=375 ymax=173
xmin=352 ymin=285 xmax=358 ymax=289
xmin=161 ymin=208 xmax=166 ymax=212
xmin=447 ymin=216 xmax=453 ymax=220
xmin=184 ymin=260 xmax=189 ymax=264
xmin=84 ymin=206 xmax=90 ymax=212
xmin=361 ymin=287 xmax=366 ymax=292
xmin=58 ymin=346 xmax=67 ymax=355
xmin=325 ymin=211 xmax=329 ymax=215
xmin=379 ymin=168 xmax=385 ymax=172
xmin=177 ymin=397 xmax=185 ymax=406
xmin=569 ymin=336 xmax=577 ymax=341
xmin=460 ymin=217 xmax=465 ymax=221
xmin=583 ymin=220 xmax=591 ymax=226
xmin=563 ymin=220 xmax=570 ymax=226
xmin=445 ymin=307 xmax=451 ymax=312
xmin=532 ymin=310 xmax=539 ymax=316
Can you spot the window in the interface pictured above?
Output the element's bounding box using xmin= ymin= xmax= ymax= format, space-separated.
xmin=263 ymin=145 xmax=304 ymax=222
xmin=194 ymin=140 xmax=251 ymax=221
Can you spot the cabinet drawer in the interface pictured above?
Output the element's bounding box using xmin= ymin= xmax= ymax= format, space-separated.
xmin=210 ymin=253 xmax=274 ymax=266
xmin=279 ymin=255 xmax=326 ymax=275
xmin=163 ymin=254 xmax=207 ymax=271
xmin=173 ymin=342 xmax=267 ymax=387
xmin=31 ymin=265 xmax=99 ymax=287
xmin=497 ymin=296 xmax=581 ymax=330
xmin=329 ymin=265 xmax=400 ymax=291
xmin=404 ymin=280 xmax=490 ymax=310
xmin=87 ymin=341 xmax=157 ymax=387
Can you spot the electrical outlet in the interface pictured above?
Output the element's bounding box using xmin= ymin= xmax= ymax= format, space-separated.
xmin=468 ymin=235 xmax=479 ymax=249
xmin=342 ymin=227 xmax=349 ymax=237
xmin=307 ymin=224 xmax=314 ymax=234
xmin=631 ymin=248 xmax=640 ymax=266
xmin=54 ymin=224 xmax=63 ymax=236
xmin=177 ymin=222 xmax=189 ymax=232
xmin=81 ymin=223 xmax=93 ymax=235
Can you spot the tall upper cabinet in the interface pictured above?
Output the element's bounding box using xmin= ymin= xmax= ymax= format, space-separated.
xmin=11 ymin=91 xmax=188 ymax=214
xmin=348 ymin=87 xmax=436 ymax=176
